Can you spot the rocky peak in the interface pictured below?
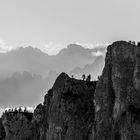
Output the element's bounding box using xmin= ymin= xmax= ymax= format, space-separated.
xmin=34 ymin=72 xmax=97 ymax=140
xmin=94 ymin=40 xmax=140 ymax=140
xmin=52 ymin=72 xmax=69 ymax=91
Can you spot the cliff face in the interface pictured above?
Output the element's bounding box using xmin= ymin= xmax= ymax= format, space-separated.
xmin=35 ymin=40 xmax=140 ymax=140
xmin=94 ymin=41 xmax=140 ymax=140
xmin=33 ymin=73 xmax=96 ymax=140
xmin=1 ymin=41 xmax=140 ymax=140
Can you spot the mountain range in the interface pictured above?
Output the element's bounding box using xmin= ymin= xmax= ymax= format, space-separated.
xmin=0 ymin=44 xmax=106 ymax=107
xmin=1 ymin=41 xmax=139 ymax=140
xmin=0 ymin=44 xmax=106 ymax=78
xmin=69 ymin=55 xmax=104 ymax=80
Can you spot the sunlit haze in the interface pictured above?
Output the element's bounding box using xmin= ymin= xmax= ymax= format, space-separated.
xmin=0 ymin=0 xmax=139 ymax=54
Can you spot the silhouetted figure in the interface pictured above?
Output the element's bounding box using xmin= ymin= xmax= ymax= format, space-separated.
xmin=137 ymin=42 xmax=140 ymax=46
xmin=18 ymin=107 xmax=22 ymax=112
xmin=72 ymin=75 xmax=74 ymax=78
xmin=24 ymin=106 xmax=27 ymax=112
xmin=86 ymin=74 xmax=91 ymax=82
xmin=14 ymin=108 xmax=18 ymax=113
xmin=129 ymin=40 xmax=132 ymax=44
xmin=132 ymin=41 xmax=135 ymax=45
xmin=82 ymin=74 xmax=86 ymax=80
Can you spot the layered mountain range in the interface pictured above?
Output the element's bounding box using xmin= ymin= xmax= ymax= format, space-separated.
xmin=0 ymin=44 xmax=105 ymax=107
xmin=0 ymin=40 xmax=140 ymax=140
xmin=0 ymin=44 xmax=105 ymax=78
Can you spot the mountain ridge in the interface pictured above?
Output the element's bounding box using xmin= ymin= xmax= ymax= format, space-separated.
xmin=0 ymin=44 xmax=105 ymax=78
xmin=69 ymin=55 xmax=104 ymax=80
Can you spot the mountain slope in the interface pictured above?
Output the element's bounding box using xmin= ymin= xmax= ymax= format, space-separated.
xmin=0 ymin=71 xmax=58 ymax=107
xmin=69 ymin=55 xmax=105 ymax=80
xmin=52 ymin=44 xmax=97 ymax=72
xmin=0 ymin=44 xmax=101 ymax=78
xmin=0 ymin=47 xmax=51 ymax=77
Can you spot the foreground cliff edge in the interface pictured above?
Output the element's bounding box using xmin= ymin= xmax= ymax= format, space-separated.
xmin=1 ymin=40 xmax=140 ymax=140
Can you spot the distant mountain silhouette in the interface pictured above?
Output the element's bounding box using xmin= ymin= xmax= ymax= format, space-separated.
xmin=69 ymin=56 xmax=105 ymax=80
xmin=54 ymin=44 xmax=96 ymax=72
xmin=0 ymin=46 xmax=51 ymax=77
xmin=0 ymin=44 xmax=105 ymax=78
xmin=0 ymin=44 xmax=106 ymax=107
xmin=0 ymin=71 xmax=58 ymax=108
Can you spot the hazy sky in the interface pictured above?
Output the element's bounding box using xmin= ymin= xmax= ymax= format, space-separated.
xmin=0 ymin=0 xmax=139 ymax=54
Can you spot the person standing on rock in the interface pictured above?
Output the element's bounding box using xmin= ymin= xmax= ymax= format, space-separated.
xmin=82 ymin=74 xmax=86 ymax=80
xmin=86 ymin=74 xmax=91 ymax=82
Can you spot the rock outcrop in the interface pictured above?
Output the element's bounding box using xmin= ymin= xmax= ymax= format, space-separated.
xmin=33 ymin=73 xmax=97 ymax=140
xmin=1 ymin=40 xmax=140 ymax=140
xmin=0 ymin=73 xmax=96 ymax=140
xmin=94 ymin=41 xmax=140 ymax=140
xmin=0 ymin=112 xmax=34 ymax=140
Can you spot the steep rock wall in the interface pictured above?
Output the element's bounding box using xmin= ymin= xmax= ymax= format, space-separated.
xmin=33 ymin=73 xmax=96 ymax=140
xmin=94 ymin=41 xmax=140 ymax=140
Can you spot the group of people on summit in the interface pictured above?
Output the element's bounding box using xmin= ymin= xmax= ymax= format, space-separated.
xmin=72 ymin=74 xmax=91 ymax=81
xmin=129 ymin=40 xmax=140 ymax=46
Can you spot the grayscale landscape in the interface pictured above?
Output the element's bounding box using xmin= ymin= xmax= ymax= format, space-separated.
xmin=0 ymin=0 xmax=140 ymax=140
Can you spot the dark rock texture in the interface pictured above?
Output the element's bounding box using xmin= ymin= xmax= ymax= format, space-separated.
xmin=0 ymin=112 xmax=35 ymax=140
xmin=94 ymin=41 xmax=140 ymax=140
xmin=33 ymin=73 xmax=96 ymax=140
xmin=0 ymin=118 xmax=5 ymax=140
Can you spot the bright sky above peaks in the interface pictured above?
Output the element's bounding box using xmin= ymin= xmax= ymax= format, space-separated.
xmin=0 ymin=0 xmax=139 ymax=54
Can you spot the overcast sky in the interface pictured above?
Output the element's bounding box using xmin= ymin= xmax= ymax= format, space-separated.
xmin=0 ymin=0 xmax=139 ymax=54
